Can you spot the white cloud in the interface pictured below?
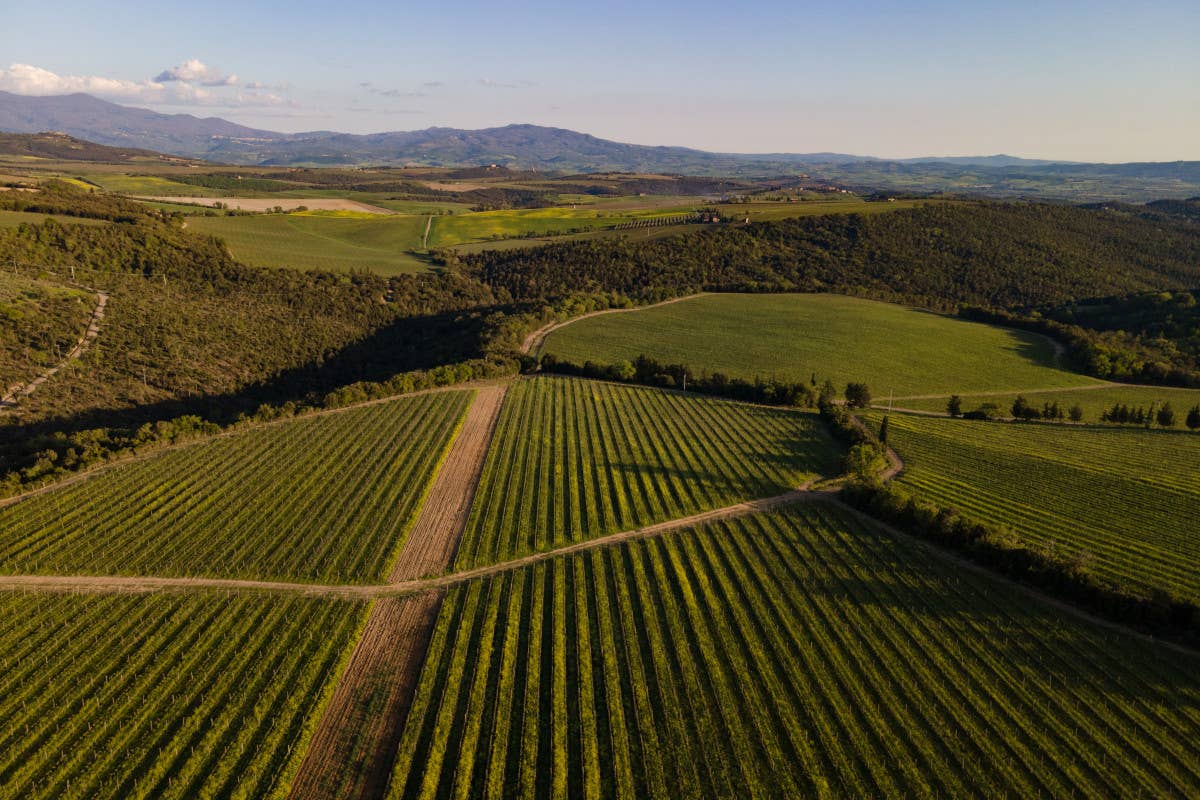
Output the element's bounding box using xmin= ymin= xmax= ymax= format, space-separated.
xmin=154 ymin=58 xmax=237 ymax=87
xmin=0 ymin=62 xmax=289 ymax=108
xmin=0 ymin=63 xmax=159 ymax=100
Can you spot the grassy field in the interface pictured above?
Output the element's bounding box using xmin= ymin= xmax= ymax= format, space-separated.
xmin=454 ymin=376 xmax=841 ymax=568
xmin=541 ymin=293 xmax=1101 ymax=398
xmin=0 ymin=209 xmax=110 ymax=229
xmin=391 ymin=502 xmax=1200 ymax=799
xmin=0 ymin=391 xmax=471 ymax=582
xmin=424 ymin=206 xmax=693 ymax=248
xmin=80 ymin=174 xmax=222 ymax=196
xmin=713 ymin=198 xmax=931 ymax=220
xmin=894 ymin=383 xmax=1200 ymax=422
xmin=187 ymin=213 xmax=432 ymax=274
xmin=865 ymin=411 xmax=1200 ymax=602
xmin=0 ymin=590 xmax=365 ymax=800
xmin=0 ymin=272 xmax=93 ymax=388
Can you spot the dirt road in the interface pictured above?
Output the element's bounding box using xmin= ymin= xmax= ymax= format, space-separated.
xmin=1 ymin=289 xmax=107 ymax=411
xmin=520 ymin=293 xmax=707 ymax=356
xmin=289 ymin=384 xmax=509 ymax=800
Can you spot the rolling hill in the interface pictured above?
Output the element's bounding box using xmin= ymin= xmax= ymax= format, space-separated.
xmin=2 ymin=93 xmax=1199 ymax=200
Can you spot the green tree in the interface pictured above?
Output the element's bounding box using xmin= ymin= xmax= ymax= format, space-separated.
xmin=879 ymin=415 xmax=890 ymax=446
xmin=1156 ymin=402 xmax=1176 ymax=428
xmin=946 ymin=395 xmax=963 ymax=417
xmin=1068 ymin=403 xmax=1084 ymax=422
xmin=844 ymin=382 xmax=871 ymax=409
xmin=1187 ymin=405 xmax=1200 ymax=430
xmin=817 ymin=379 xmax=837 ymax=406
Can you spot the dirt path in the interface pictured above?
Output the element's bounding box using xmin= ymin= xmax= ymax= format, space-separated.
xmin=1 ymin=289 xmax=107 ymax=411
xmin=520 ymin=293 xmax=708 ymax=356
xmin=288 ymin=384 xmax=509 ymax=800
xmin=387 ymin=385 xmax=507 ymax=581
xmin=421 ymin=215 xmax=431 ymax=249
xmin=890 ymin=382 xmax=1116 ymax=402
xmin=0 ymin=481 xmax=821 ymax=601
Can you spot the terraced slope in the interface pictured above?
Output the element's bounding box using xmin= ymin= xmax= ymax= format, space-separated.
xmin=454 ymin=376 xmax=841 ymax=568
xmin=868 ymin=412 xmax=1200 ymax=602
xmin=391 ymin=502 xmax=1200 ymax=799
xmin=0 ymin=591 xmax=365 ymax=800
xmin=0 ymin=391 xmax=472 ymax=582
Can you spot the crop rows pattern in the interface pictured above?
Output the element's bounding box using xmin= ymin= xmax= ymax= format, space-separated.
xmin=871 ymin=413 xmax=1200 ymax=602
xmin=454 ymin=376 xmax=839 ymax=568
xmin=0 ymin=591 xmax=365 ymax=800
xmin=391 ymin=502 xmax=1200 ymax=799
xmin=0 ymin=391 xmax=471 ymax=582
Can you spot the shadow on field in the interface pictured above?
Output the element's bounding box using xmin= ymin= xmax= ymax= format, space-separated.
xmin=0 ymin=306 xmax=493 ymax=462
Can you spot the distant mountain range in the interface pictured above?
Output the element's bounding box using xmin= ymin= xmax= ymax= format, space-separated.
xmin=1 ymin=91 xmax=1198 ymax=201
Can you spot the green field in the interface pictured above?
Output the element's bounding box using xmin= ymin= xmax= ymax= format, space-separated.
xmin=0 ymin=391 xmax=471 ymax=582
xmin=425 ymin=206 xmax=693 ymax=248
xmin=0 ymin=590 xmax=365 ymax=800
xmin=865 ymin=412 xmax=1200 ymax=602
xmin=894 ymin=383 xmax=1200 ymax=423
xmin=454 ymin=376 xmax=841 ymax=568
xmin=391 ymin=502 xmax=1200 ymax=799
xmin=541 ymin=293 xmax=1102 ymax=398
xmin=713 ymin=198 xmax=931 ymax=220
xmin=0 ymin=209 xmax=110 ymax=228
xmin=81 ymin=174 xmax=222 ymax=196
xmin=188 ymin=213 xmax=433 ymax=274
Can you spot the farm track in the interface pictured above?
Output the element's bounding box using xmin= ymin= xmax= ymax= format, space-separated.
xmin=288 ymin=385 xmax=508 ymax=800
xmin=0 ymin=485 xmax=822 ymax=599
xmin=520 ymin=293 xmax=707 ymax=356
xmin=1 ymin=288 xmax=106 ymax=411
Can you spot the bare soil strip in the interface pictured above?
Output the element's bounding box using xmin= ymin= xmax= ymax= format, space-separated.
xmin=288 ymin=384 xmax=508 ymax=800
xmin=286 ymin=593 xmax=443 ymax=800
xmin=520 ymin=292 xmax=707 ymax=356
xmin=1 ymin=289 xmax=106 ymax=410
xmin=131 ymin=196 xmax=394 ymax=214
xmin=388 ymin=385 xmax=508 ymax=581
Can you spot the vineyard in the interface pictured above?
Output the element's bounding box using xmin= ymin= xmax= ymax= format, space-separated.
xmin=0 ymin=391 xmax=472 ymax=582
xmin=0 ymin=590 xmax=366 ymax=800
xmin=389 ymin=502 xmax=1200 ymax=799
xmin=868 ymin=412 xmax=1200 ymax=602
xmin=611 ymin=212 xmax=701 ymax=230
xmin=453 ymin=376 xmax=840 ymax=568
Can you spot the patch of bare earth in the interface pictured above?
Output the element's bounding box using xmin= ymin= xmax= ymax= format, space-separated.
xmin=132 ymin=196 xmax=394 ymax=214
xmin=288 ymin=384 xmax=508 ymax=800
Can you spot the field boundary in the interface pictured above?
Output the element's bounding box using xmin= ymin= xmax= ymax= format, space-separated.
xmin=521 ymin=292 xmax=708 ymax=356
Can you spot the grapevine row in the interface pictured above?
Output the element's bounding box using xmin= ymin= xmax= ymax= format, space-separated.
xmin=454 ymin=376 xmax=839 ymax=568
xmin=388 ymin=501 xmax=1200 ymax=798
xmin=0 ymin=391 xmax=472 ymax=582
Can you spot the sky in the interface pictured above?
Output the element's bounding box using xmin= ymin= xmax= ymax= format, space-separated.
xmin=1 ymin=0 xmax=1197 ymax=162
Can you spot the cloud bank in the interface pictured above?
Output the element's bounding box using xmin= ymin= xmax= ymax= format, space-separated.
xmin=0 ymin=60 xmax=287 ymax=108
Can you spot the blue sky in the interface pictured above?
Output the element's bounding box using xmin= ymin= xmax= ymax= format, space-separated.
xmin=2 ymin=0 xmax=1197 ymax=161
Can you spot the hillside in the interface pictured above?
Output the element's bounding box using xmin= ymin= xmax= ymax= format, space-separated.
xmin=2 ymin=93 xmax=1200 ymax=199
xmin=0 ymin=131 xmax=197 ymax=163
